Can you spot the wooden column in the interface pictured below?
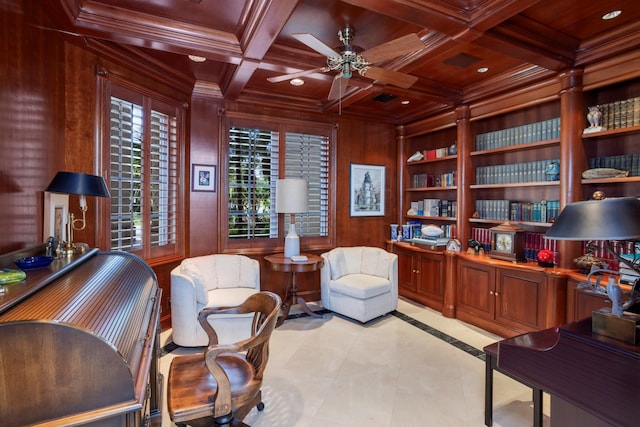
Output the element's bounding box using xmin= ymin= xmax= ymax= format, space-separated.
xmin=557 ymin=69 xmax=586 ymax=269
xmin=396 ymin=125 xmax=406 ymax=226
xmin=443 ymin=251 xmax=457 ymax=318
xmin=456 ymin=104 xmax=473 ymax=249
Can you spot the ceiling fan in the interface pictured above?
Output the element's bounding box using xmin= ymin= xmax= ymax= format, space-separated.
xmin=268 ymin=26 xmax=424 ymax=100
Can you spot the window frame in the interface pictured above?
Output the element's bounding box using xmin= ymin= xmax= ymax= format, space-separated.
xmin=96 ymin=70 xmax=186 ymax=262
xmin=220 ymin=112 xmax=336 ymax=253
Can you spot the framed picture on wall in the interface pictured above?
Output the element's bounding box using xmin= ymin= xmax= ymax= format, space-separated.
xmin=350 ymin=163 xmax=385 ymax=216
xmin=192 ymin=164 xmax=216 ymax=192
xmin=43 ymin=191 xmax=69 ymax=242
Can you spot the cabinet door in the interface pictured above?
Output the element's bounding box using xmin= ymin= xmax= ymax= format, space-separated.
xmin=397 ymin=249 xmax=417 ymax=293
xmin=417 ymin=252 xmax=445 ymax=302
xmin=495 ymin=268 xmax=545 ymax=330
xmin=457 ymin=259 xmax=495 ymax=320
xmin=576 ymin=290 xmax=611 ymax=321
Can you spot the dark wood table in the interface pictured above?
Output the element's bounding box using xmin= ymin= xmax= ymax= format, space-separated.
xmin=264 ymin=253 xmax=324 ymax=326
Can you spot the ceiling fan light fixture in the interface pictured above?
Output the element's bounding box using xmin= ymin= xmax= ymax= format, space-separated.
xmin=477 ymin=67 xmax=489 ymax=73
xmin=290 ymin=78 xmax=305 ymax=86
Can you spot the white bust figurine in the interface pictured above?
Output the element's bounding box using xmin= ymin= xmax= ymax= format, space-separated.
xmin=606 ymin=276 xmax=624 ymax=316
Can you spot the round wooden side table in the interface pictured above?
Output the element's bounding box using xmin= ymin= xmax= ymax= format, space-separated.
xmin=264 ymin=253 xmax=324 ymax=326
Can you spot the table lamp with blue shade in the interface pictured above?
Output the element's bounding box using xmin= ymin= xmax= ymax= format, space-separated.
xmin=45 ymin=171 xmax=111 ymax=255
xmin=544 ymin=196 xmax=640 ymax=343
xmin=275 ymin=178 xmax=308 ymax=259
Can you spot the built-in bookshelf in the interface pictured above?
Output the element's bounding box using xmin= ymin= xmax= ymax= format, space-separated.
xmin=401 ymin=126 xmax=459 ymax=238
xmin=582 ymin=78 xmax=640 ymax=199
xmin=470 ymin=102 xmax=561 ymax=231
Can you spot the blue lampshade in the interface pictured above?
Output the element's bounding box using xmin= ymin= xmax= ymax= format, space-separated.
xmin=45 ymin=172 xmax=111 ymax=198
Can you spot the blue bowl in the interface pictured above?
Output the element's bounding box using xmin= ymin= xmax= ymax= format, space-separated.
xmin=14 ymin=256 xmax=54 ymax=270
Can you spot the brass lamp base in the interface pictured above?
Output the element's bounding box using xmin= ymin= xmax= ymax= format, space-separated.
xmin=592 ymin=308 xmax=640 ymax=345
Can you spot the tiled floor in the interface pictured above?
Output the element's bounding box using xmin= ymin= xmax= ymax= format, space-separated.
xmin=159 ymin=298 xmax=550 ymax=426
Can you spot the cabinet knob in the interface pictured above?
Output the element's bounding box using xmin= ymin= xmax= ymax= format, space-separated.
xmin=489 ymin=291 xmax=494 ymax=295
xmin=494 ymin=292 xmax=499 ymax=297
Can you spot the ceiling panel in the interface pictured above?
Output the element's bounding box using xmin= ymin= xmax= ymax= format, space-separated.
xmin=44 ymin=0 xmax=640 ymax=123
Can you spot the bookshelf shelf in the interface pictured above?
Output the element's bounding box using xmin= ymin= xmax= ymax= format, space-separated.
xmin=581 ymin=124 xmax=640 ymax=139
xmin=406 ymin=154 xmax=457 ymax=165
xmin=470 ymin=138 xmax=559 ymax=157
xmin=470 ymin=181 xmax=559 ymax=189
xmin=407 ymin=186 xmax=457 ymax=192
xmin=407 ymin=215 xmax=457 ymax=222
xmin=581 ymin=176 xmax=640 ymax=185
xmin=469 ymin=218 xmax=553 ymax=227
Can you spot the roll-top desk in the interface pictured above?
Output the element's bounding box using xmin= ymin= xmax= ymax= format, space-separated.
xmin=0 ymin=247 xmax=162 ymax=426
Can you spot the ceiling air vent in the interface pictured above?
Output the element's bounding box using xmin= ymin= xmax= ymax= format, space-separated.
xmin=444 ymin=53 xmax=481 ymax=68
xmin=373 ymin=93 xmax=397 ymax=103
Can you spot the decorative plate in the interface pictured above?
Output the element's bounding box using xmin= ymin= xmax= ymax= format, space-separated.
xmin=14 ymin=256 xmax=54 ymax=270
xmin=0 ymin=268 xmax=27 ymax=284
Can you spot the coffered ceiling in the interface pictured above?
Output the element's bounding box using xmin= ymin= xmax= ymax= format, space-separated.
xmin=45 ymin=0 xmax=640 ymax=123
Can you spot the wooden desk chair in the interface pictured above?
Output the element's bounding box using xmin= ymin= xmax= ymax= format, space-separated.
xmin=167 ymin=291 xmax=281 ymax=427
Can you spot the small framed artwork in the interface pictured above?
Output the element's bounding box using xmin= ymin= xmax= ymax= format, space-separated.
xmin=43 ymin=191 xmax=69 ymax=242
xmin=350 ymin=163 xmax=385 ymax=216
xmin=192 ymin=164 xmax=216 ymax=192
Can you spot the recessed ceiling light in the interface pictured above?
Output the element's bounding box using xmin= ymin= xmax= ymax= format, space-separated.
xmin=401 ymin=100 xmax=410 ymax=105
xmin=188 ymin=55 xmax=207 ymax=63
xmin=477 ymin=67 xmax=489 ymax=73
xmin=602 ymin=10 xmax=622 ymax=20
xmin=290 ymin=78 xmax=305 ymax=86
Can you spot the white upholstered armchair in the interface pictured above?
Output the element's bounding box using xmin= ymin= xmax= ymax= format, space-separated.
xmin=170 ymin=254 xmax=260 ymax=347
xmin=320 ymin=246 xmax=398 ymax=323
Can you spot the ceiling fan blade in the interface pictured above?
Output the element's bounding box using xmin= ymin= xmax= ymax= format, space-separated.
xmin=267 ymin=67 xmax=328 ymax=83
xmin=328 ymin=74 xmax=350 ymax=100
xmin=292 ymin=33 xmax=341 ymax=58
xmin=362 ymin=66 xmax=418 ymax=89
xmin=361 ymin=33 xmax=424 ymax=64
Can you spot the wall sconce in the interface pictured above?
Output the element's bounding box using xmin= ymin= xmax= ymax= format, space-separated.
xmin=45 ymin=171 xmax=111 ymax=255
xmin=545 ymin=196 xmax=640 ymax=343
xmin=275 ymin=178 xmax=308 ymax=258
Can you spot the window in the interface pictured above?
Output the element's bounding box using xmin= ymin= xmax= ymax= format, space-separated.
xmin=224 ymin=115 xmax=333 ymax=251
xmin=98 ymin=74 xmax=184 ymax=261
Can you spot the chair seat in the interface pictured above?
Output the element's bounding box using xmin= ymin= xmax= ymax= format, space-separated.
xmin=329 ymin=273 xmax=391 ymax=299
xmin=168 ymin=353 xmax=260 ymax=423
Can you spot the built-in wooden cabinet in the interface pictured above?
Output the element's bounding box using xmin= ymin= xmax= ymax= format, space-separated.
xmin=566 ymin=278 xmax=613 ymax=322
xmin=393 ymin=243 xmax=446 ymax=311
xmin=456 ymin=254 xmax=567 ymax=337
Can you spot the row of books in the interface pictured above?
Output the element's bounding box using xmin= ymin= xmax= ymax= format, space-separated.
xmin=470 ymin=227 xmax=559 ymax=263
xmin=410 ymin=171 xmax=457 ymax=188
xmin=410 ymin=199 xmax=457 ymax=218
xmin=589 ymin=97 xmax=640 ymax=130
xmin=399 ymin=221 xmax=456 ymax=240
xmin=475 ymin=159 xmax=559 ymax=185
xmin=423 ymin=147 xmax=452 ymax=159
xmin=580 ymin=240 xmax=637 ymax=272
xmin=620 ymin=253 xmax=640 ymax=284
xmin=475 ymin=117 xmax=561 ymax=151
xmin=589 ymin=154 xmax=640 ymax=176
xmin=474 ymin=199 xmax=560 ymax=223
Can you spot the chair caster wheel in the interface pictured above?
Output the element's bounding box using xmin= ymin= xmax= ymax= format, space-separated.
xmin=257 ymin=402 xmax=265 ymax=411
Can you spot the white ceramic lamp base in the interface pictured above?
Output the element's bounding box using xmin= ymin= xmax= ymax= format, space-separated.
xmin=284 ymin=224 xmax=300 ymax=258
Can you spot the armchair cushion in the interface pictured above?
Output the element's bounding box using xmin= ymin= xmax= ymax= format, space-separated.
xmin=329 ymin=273 xmax=390 ymax=299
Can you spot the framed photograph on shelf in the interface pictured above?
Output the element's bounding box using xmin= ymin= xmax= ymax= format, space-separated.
xmin=192 ymin=164 xmax=216 ymax=192
xmin=350 ymin=163 xmax=385 ymax=216
xmin=43 ymin=191 xmax=69 ymax=242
